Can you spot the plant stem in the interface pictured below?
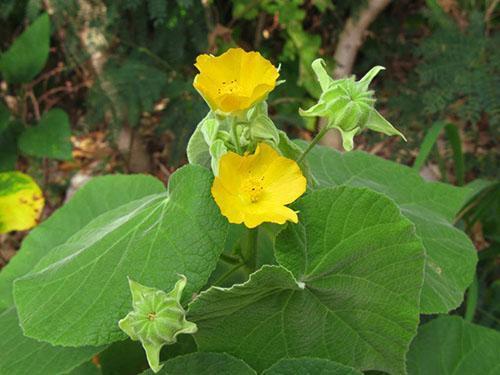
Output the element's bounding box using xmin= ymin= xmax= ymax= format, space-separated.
xmin=220 ymin=253 xmax=241 ymax=265
xmin=242 ymin=228 xmax=259 ymax=272
xmin=231 ymin=119 xmax=242 ymax=154
xmin=297 ymin=126 xmax=329 ymax=164
xmin=465 ymin=275 xmax=479 ymax=322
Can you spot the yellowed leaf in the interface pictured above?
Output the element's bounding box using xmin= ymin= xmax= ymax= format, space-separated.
xmin=0 ymin=172 xmax=44 ymax=233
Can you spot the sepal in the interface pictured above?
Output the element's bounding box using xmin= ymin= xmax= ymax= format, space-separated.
xmin=365 ymin=109 xmax=407 ymax=141
xmin=300 ymin=58 xmax=405 ymax=150
xmin=118 ymin=275 xmax=197 ymax=373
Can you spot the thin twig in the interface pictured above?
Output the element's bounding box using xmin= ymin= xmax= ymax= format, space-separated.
xmin=26 ymin=64 xmax=66 ymax=89
xmin=254 ymin=12 xmax=266 ymax=49
xmin=26 ymin=90 xmax=41 ymax=121
xmin=38 ymin=82 xmax=88 ymax=106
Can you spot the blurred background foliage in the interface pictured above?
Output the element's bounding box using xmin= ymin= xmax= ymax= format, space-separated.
xmin=0 ymin=0 xmax=499 ymax=329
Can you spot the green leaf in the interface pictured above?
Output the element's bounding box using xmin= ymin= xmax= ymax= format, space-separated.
xmin=263 ymin=358 xmax=362 ymax=375
xmin=248 ymin=114 xmax=280 ymax=146
xmin=140 ymin=352 xmax=256 ymax=375
xmin=413 ymin=122 xmax=464 ymax=185
xmin=302 ymin=143 xmax=477 ymax=314
xmin=0 ymin=308 xmax=103 ymax=375
xmin=0 ymin=13 xmax=50 ymax=84
xmin=413 ymin=121 xmax=448 ymax=171
xmin=99 ymin=340 xmax=147 ymax=375
xmin=18 ymin=109 xmax=72 ymax=160
xmin=209 ymin=140 xmax=227 ymax=175
xmin=0 ymin=174 xmax=165 ymax=309
xmin=186 ymin=114 xmax=212 ymax=169
xmin=190 ymin=186 xmax=424 ymax=374
xmin=14 ymin=165 xmax=229 ymax=347
xmin=407 ymin=316 xmax=500 ymax=374
xmin=66 ymin=361 xmax=102 ymax=375
xmin=286 ymin=21 xmax=322 ymax=98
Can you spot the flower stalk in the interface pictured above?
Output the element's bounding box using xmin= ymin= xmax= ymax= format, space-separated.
xmin=297 ymin=127 xmax=329 ymax=164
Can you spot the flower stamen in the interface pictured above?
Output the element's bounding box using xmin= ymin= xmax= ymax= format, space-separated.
xmin=217 ymin=79 xmax=239 ymax=96
xmin=245 ymin=177 xmax=264 ymax=203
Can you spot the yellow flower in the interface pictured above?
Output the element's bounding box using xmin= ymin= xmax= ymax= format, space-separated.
xmin=211 ymin=143 xmax=306 ymax=228
xmin=193 ymin=48 xmax=279 ymax=114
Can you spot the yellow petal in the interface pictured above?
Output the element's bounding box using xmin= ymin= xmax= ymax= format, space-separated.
xmin=242 ymin=204 xmax=298 ymax=228
xmin=217 ymin=151 xmax=247 ymax=192
xmin=247 ymin=143 xmax=280 ymax=177
xmin=0 ymin=172 xmax=44 ymax=233
xmin=211 ymin=143 xmax=306 ymax=228
xmin=211 ymin=178 xmax=245 ymax=225
xmin=261 ymin=157 xmax=307 ymax=205
xmin=193 ymin=48 xmax=279 ymax=113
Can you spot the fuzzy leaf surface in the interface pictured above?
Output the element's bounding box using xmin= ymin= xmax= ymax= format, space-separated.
xmin=0 ymin=308 xmax=103 ymax=375
xmin=190 ymin=187 xmax=424 ymax=374
xmin=14 ymin=165 xmax=229 ymax=346
xmin=407 ymin=316 xmax=500 ymax=374
xmin=139 ymin=352 xmax=256 ymax=375
xmin=0 ymin=174 xmax=165 ymax=309
xmin=302 ymin=143 xmax=476 ymax=314
xmin=263 ymin=358 xmax=362 ymax=375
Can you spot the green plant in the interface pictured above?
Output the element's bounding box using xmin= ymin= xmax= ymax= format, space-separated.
xmin=0 ymin=13 xmax=73 ymax=171
xmin=1 ymin=47 xmax=497 ymax=375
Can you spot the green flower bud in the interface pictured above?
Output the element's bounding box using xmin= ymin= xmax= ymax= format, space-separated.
xmin=118 ymin=276 xmax=197 ymax=373
xmin=300 ymin=59 xmax=406 ymax=151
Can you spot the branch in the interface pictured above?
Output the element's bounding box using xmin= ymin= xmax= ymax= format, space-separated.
xmin=319 ymin=0 xmax=391 ymax=149
xmin=333 ymin=0 xmax=391 ymax=79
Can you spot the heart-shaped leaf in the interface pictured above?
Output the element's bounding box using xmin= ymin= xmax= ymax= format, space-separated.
xmin=18 ymin=109 xmax=72 ymax=160
xmin=0 ymin=13 xmax=50 ymax=84
xmin=0 ymin=174 xmax=165 ymax=309
xmin=301 ymin=143 xmax=476 ymax=314
xmin=189 ymin=187 xmax=424 ymax=374
xmin=14 ymin=165 xmax=229 ymax=347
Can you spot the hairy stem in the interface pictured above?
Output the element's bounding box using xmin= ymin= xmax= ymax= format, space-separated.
xmin=297 ymin=126 xmax=329 ymax=164
xmin=242 ymin=228 xmax=259 ymax=272
xmin=231 ymin=119 xmax=242 ymax=154
xmin=220 ymin=253 xmax=241 ymax=265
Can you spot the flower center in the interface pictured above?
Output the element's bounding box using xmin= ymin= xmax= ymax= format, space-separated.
xmin=217 ymin=79 xmax=240 ymax=96
xmin=244 ymin=177 xmax=265 ymax=203
xmin=147 ymin=312 xmax=156 ymax=321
